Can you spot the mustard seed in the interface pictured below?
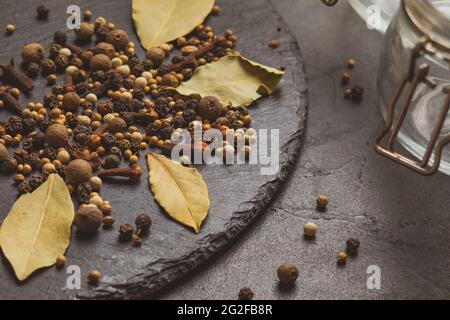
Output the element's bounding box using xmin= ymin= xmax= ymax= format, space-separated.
xmin=55 ymin=255 xmax=66 ymax=269
xmin=88 ymin=270 xmax=101 ymax=283
xmin=5 ymin=24 xmax=16 ymax=34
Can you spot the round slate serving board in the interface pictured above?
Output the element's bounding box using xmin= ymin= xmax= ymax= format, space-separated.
xmin=0 ymin=0 xmax=307 ymax=299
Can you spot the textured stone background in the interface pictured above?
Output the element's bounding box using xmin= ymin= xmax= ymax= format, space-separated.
xmin=163 ymin=0 xmax=450 ymax=300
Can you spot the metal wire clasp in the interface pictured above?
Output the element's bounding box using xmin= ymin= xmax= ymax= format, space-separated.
xmin=373 ymin=39 xmax=450 ymax=175
xmin=321 ymin=0 xmax=338 ymax=6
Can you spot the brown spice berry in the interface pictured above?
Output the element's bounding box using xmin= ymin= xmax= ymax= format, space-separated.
xmin=119 ymin=223 xmax=134 ymax=241
xmin=277 ymin=262 xmax=299 ymax=285
xmin=62 ymin=92 xmax=80 ymax=111
xmin=105 ymin=29 xmax=129 ymax=51
xmin=337 ymin=251 xmax=348 ymax=265
xmin=55 ymin=255 xmax=66 ymax=269
xmin=36 ymin=5 xmax=50 ymax=20
xmin=341 ymin=72 xmax=350 ymax=85
xmin=5 ymin=24 xmax=15 ymax=34
xmin=344 ymin=88 xmax=353 ymax=99
xmin=94 ymin=42 xmax=115 ymax=59
xmin=0 ymin=143 xmax=8 ymax=161
xmin=132 ymin=234 xmax=142 ymax=247
xmin=198 ymin=96 xmax=224 ymax=121
xmin=107 ymin=117 xmax=126 ymax=133
xmin=45 ymin=123 xmax=69 ymax=148
xmin=146 ymin=47 xmax=165 ymax=66
xmin=22 ymin=43 xmax=45 ymax=64
xmin=75 ymin=204 xmax=103 ymax=233
xmin=66 ymin=159 xmax=92 ymax=185
xmin=83 ymin=10 xmax=92 ymax=21
xmin=346 ymin=238 xmax=360 ymax=255
xmin=316 ymin=195 xmax=328 ymax=210
xmin=102 ymin=216 xmax=116 ymax=229
xmin=268 ymin=40 xmax=280 ymax=48
xmin=238 ymin=287 xmax=254 ymax=300
xmin=303 ymin=222 xmax=317 ymax=238
xmin=135 ymin=213 xmax=152 ymax=235
xmin=211 ymin=5 xmax=220 ymax=15
xmin=75 ymin=22 xmax=95 ymax=42
xmin=347 ymin=58 xmax=356 ymax=69
xmin=160 ymin=74 xmax=179 ymax=88
xmin=88 ymin=270 xmax=101 ymax=283
xmin=90 ymin=53 xmax=112 ymax=71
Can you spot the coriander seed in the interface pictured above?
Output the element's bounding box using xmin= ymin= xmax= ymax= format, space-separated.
xmin=303 ymin=222 xmax=317 ymax=238
xmin=316 ymin=195 xmax=328 ymax=210
xmin=55 ymin=255 xmax=66 ymax=269
xmin=88 ymin=270 xmax=101 ymax=284
xmin=277 ymin=262 xmax=299 ymax=285
xmin=337 ymin=251 xmax=348 ymax=265
xmin=347 ymin=58 xmax=356 ymax=68
xmin=5 ymin=24 xmax=16 ymax=34
xmin=341 ymin=72 xmax=350 ymax=85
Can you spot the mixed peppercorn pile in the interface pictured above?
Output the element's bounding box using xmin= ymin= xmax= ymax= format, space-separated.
xmin=0 ymin=6 xmax=256 ymax=245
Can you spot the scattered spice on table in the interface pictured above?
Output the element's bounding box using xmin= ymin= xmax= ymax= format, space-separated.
xmin=238 ymin=287 xmax=254 ymax=300
xmin=5 ymin=24 xmax=15 ymax=35
xmin=88 ymin=269 xmax=101 ymax=284
xmin=303 ymin=222 xmax=317 ymax=238
xmin=336 ymin=251 xmax=348 ymax=265
xmin=277 ymin=262 xmax=299 ymax=285
xmin=269 ymin=40 xmax=280 ymax=49
xmin=346 ymin=238 xmax=360 ymax=255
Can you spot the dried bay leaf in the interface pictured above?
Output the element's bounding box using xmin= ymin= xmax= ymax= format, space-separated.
xmin=132 ymin=0 xmax=215 ymax=49
xmin=147 ymin=153 xmax=209 ymax=233
xmin=0 ymin=174 xmax=74 ymax=281
xmin=176 ymin=53 xmax=284 ymax=107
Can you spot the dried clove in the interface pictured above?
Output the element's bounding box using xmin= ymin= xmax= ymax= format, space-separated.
xmin=97 ymin=167 xmax=142 ymax=183
xmin=0 ymin=59 xmax=34 ymax=92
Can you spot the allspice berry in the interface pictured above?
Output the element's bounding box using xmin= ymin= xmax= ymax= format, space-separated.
xmin=45 ymin=123 xmax=69 ymax=148
xmin=277 ymin=262 xmax=299 ymax=285
xmin=94 ymin=42 xmax=115 ymax=58
xmin=0 ymin=143 xmax=8 ymax=161
xmin=22 ymin=43 xmax=45 ymax=64
xmin=107 ymin=117 xmax=126 ymax=133
xmin=75 ymin=204 xmax=103 ymax=233
xmin=198 ymin=96 xmax=224 ymax=121
xmin=105 ymin=29 xmax=129 ymax=51
xmin=90 ymin=53 xmax=112 ymax=71
xmin=62 ymin=92 xmax=80 ymax=111
xmin=66 ymin=159 xmax=92 ymax=185
xmin=75 ymin=22 xmax=95 ymax=41
xmin=146 ymin=47 xmax=165 ymax=66
xmin=161 ymin=74 xmax=179 ymax=88
xmin=238 ymin=287 xmax=254 ymax=300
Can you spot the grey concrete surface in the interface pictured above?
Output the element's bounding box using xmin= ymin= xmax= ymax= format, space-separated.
xmin=162 ymin=0 xmax=450 ymax=300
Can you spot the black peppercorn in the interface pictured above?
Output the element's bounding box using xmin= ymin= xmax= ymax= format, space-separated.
xmin=103 ymin=154 xmax=121 ymax=169
xmin=7 ymin=116 xmax=23 ymax=135
xmin=48 ymin=43 xmax=62 ymax=59
xmin=17 ymin=182 xmax=32 ymax=196
xmin=0 ymin=158 xmax=18 ymax=173
xmin=55 ymin=55 xmax=70 ymax=71
xmin=27 ymin=62 xmax=40 ymax=77
xmin=182 ymin=109 xmax=197 ymax=123
xmin=42 ymin=147 xmax=57 ymax=161
xmin=101 ymin=133 xmax=117 ymax=150
xmin=52 ymin=84 xmax=65 ymax=95
xmin=95 ymin=24 xmax=109 ymax=42
xmin=346 ymin=238 xmax=360 ymax=255
xmin=36 ymin=5 xmax=50 ymax=20
xmin=29 ymin=175 xmax=44 ymax=190
xmin=119 ymin=224 xmax=134 ymax=242
xmin=26 ymin=153 xmax=41 ymax=169
xmin=53 ymin=31 xmax=67 ymax=45
xmin=172 ymin=116 xmax=187 ymax=129
xmin=77 ymin=181 xmax=93 ymax=204
xmin=238 ymin=287 xmax=254 ymax=300
xmin=142 ymin=59 xmax=154 ymax=70
xmin=40 ymin=59 xmax=56 ymax=76
xmin=135 ymin=214 xmax=152 ymax=235
xmin=351 ymin=85 xmax=364 ymax=102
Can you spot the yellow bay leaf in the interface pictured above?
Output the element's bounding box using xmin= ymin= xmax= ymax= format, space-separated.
xmin=147 ymin=153 xmax=209 ymax=233
xmin=176 ymin=53 xmax=284 ymax=107
xmin=132 ymin=0 xmax=215 ymax=49
xmin=0 ymin=174 xmax=74 ymax=281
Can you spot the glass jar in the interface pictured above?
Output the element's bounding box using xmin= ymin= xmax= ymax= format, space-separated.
xmin=375 ymin=0 xmax=450 ymax=175
xmin=348 ymin=0 xmax=400 ymax=33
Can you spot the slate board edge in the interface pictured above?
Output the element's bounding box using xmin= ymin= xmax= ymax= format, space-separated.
xmin=81 ymin=1 xmax=308 ymax=300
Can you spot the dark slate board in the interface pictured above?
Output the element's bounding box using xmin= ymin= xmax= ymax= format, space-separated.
xmin=0 ymin=0 xmax=307 ymax=299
